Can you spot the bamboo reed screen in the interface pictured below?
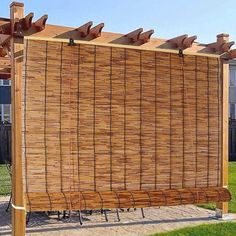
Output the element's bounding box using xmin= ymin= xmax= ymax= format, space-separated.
xmin=22 ymin=39 xmax=231 ymax=211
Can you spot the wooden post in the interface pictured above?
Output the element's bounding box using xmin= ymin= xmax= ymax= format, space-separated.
xmin=216 ymin=59 xmax=229 ymax=216
xmin=10 ymin=2 xmax=26 ymax=235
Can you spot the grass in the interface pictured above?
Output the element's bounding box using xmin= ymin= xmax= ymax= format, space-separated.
xmin=0 ymin=164 xmax=11 ymax=195
xmin=151 ymin=222 xmax=236 ymax=236
xmin=198 ymin=162 xmax=236 ymax=213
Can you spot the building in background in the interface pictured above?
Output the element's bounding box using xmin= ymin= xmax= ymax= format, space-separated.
xmin=229 ymin=60 xmax=236 ymax=161
xmin=230 ymin=60 xmax=236 ymax=119
xmin=0 ymin=79 xmax=11 ymax=123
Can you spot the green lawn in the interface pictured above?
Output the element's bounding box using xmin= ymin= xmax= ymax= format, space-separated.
xmin=228 ymin=162 xmax=236 ymax=213
xmin=151 ymin=222 xmax=236 ymax=236
xmin=198 ymin=162 xmax=236 ymax=213
xmin=0 ymin=164 xmax=11 ymax=195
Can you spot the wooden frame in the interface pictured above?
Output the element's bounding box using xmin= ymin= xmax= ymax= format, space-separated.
xmin=216 ymin=60 xmax=229 ymax=215
xmin=10 ymin=3 xmax=25 ymax=236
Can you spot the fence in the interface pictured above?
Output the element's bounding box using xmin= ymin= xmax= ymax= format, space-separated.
xmin=229 ymin=119 xmax=236 ymax=161
xmin=0 ymin=122 xmax=11 ymax=195
xmin=0 ymin=122 xmax=11 ymax=164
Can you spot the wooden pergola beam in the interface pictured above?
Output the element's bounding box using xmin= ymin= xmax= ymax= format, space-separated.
xmin=125 ymin=28 xmax=143 ymax=42
xmin=168 ymin=34 xmax=188 ymax=47
xmin=89 ymin=23 xmax=104 ymax=38
xmin=139 ymin=29 xmax=154 ymax=44
xmin=75 ymin=21 xmax=104 ymax=39
xmin=0 ymin=34 xmax=11 ymax=46
xmin=0 ymin=47 xmax=7 ymax=57
xmin=0 ymin=13 xmax=48 ymax=38
xmin=76 ymin=21 xmax=93 ymax=37
xmin=207 ymin=33 xmax=234 ymax=53
xmin=223 ymin=49 xmax=236 ymax=60
xmin=33 ymin=14 xmax=48 ymax=31
xmin=1 ymin=16 xmax=233 ymax=55
xmin=0 ymin=22 xmax=11 ymax=35
xmin=221 ymin=41 xmax=235 ymax=53
xmin=0 ymin=70 xmax=11 ymax=74
xmin=0 ymin=73 xmax=11 ymax=79
xmin=0 ymin=67 xmax=11 ymax=73
xmin=167 ymin=34 xmax=197 ymax=50
xmin=20 ymin=12 xmax=34 ymax=30
xmin=0 ymin=67 xmax=11 ymax=79
xmin=0 ymin=56 xmax=11 ymax=67
xmin=183 ymin=35 xmax=197 ymax=49
xmin=125 ymin=28 xmax=154 ymax=45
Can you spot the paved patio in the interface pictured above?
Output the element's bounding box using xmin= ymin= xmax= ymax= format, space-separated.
xmin=1 ymin=196 xmax=235 ymax=236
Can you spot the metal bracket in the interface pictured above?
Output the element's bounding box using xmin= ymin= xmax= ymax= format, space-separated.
xmin=179 ymin=49 xmax=184 ymax=57
xmin=68 ymin=38 xmax=75 ymax=46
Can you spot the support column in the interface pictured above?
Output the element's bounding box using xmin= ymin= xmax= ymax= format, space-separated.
xmin=216 ymin=59 xmax=229 ymax=217
xmin=10 ymin=2 xmax=26 ymax=235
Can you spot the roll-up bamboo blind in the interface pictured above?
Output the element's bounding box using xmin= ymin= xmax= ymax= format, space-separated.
xmin=22 ymin=39 xmax=230 ymax=211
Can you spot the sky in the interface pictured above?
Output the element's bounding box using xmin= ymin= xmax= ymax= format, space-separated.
xmin=1 ymin=0 xmax=236 ymax=47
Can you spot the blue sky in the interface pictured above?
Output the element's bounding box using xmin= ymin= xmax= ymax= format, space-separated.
xmin=1 ymin=0 xmax=236 ymax=46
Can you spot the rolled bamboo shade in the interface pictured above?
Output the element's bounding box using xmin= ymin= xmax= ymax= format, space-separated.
xmin=22 ymin=39 xmax=230 ymax=211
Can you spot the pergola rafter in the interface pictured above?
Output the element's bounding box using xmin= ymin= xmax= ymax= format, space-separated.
xmin=75 ymin=21 xmax=104 ymax=39
xmin=33 ymin=15 xmax=48 ymax=31
xmin=223 ymin=49 xmax=236 ymax=60
xmin=76 ymin=21 xmax=93 ymax=37
xmin=207 ymin=33 xmax=235 ymax=53
xmin=139 ymin=29 xmax=154 ymax=44
xmin=125 ymin=28 xmax=154 ymax=45
xmin=125 ymin=28 xmax=143 ymax=42
xmin=0 ymin=47 xmax=7 ymax=57
xmin=0 ymin=13 xmax=48 ymax=38
xmin=0 ymin=56 xmax=11 ymax=79
xmin=89 ymin=23 xmax=104 ymax=38
xmin=167 ymin=34 xmax=197 ymax=50
xmin=0 ymin=14 xmax=236 ymax=58
xmin=20 ymin=12 xmax=34 ymax=30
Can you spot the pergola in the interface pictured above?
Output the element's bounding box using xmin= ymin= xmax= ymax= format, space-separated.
xmin=1 ymin=3 xmax=236 ymax=79
xmin=1 ymin=2 xmax=236 ymax=236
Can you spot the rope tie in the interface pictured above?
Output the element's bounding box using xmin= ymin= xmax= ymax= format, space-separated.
xmin=145 ymin=191 xmax=152 ymax=207
xmin=11 ymin=203 xmax=25 ymax=211
xmin=80 ymin=192 xmax=86 ymax=210
xmin=128 ymin=191 xmax=135 ymax=208
xmin=189 ymin=189 xmax=196 ymax=204
xmin=97 ymin=191 xmax=104 ymax=209
xmin=113 ymin=191 xmax=121 ymax=209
